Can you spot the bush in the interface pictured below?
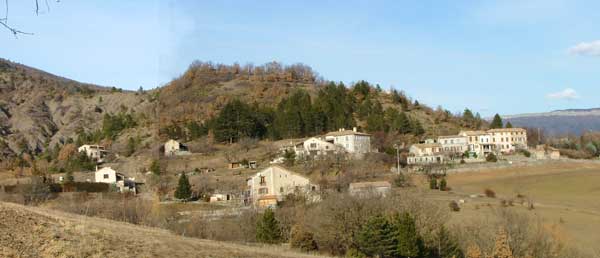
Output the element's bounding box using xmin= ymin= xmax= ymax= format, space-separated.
xmin=486 ymin=153 xmax=498 ymax=162
xmin=20 ymin=176 xmax=52 ymax=205
xmin=449 ymin=201 xmax=460 ymax=212
xmin=290 ymin=225 xmax=318 ymax=252
xmin=484 ymin=188 xmax=496 ymax=198
xmin=393 ymin=173 xmax=411 ymax=187
xmin=439 ymin=178 xmax=447 ymax=191
xmin=429 ymin=178 xmax=438 ymax=190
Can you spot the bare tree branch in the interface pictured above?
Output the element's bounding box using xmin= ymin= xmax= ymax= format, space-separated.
xmin=0 ymin=19 xmax=34 ymax=38
xmin=1 ymin=0 xmax=59 ymax=37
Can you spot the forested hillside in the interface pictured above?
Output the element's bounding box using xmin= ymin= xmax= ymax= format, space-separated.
xmin=158 ymin=61 xmax=486 ymax=151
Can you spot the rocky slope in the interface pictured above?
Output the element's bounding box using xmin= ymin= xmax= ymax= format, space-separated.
xmin=0 ymin=58 xmax=157 ymax=159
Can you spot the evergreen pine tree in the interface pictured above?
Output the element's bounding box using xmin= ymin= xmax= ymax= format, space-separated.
xmin=505 ymin=121 xmax=513 ymax=128
xmin=256 ymin=208 xmax=282 ymax=244
xmin=150 ymin=160 xmax=161 ymax=176
xmin=392 ymin=212 xmax=423 ymax=258
xmin=433 ymin=226 xmax=463 ymax=258
xmin=463 ymin=108 xmax=475 ymax=128
xmin=174 ymin=172 xmax=192 ymax=200
xmin=490 ymin=114 xmax=504 ymax=129
xmin=356 ymin=215 xmax=397 ymax=257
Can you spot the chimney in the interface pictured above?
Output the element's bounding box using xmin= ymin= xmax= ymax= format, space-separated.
xmin=95 ymin=165 xmax=98 ymax=171
xmin=353 ymin=127 xmax=357 ymax=132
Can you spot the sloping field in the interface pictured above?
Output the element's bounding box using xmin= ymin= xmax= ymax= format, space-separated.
xmin=0 ymin=202 xmax=325 ymax=258
xmin=444 ymin=160 xmax=600 ymax=255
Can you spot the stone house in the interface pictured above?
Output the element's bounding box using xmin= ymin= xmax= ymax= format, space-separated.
xmin=349 ymin=181 xmax=392 ymax=197
xmin=164 ymin=139 xmax=190 ymax=156
xmin=245 ymin=165 xmax=318 ymax=208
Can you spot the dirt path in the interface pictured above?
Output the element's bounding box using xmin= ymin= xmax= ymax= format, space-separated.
xmin=0 ymin=202 xmax=327 ymax=258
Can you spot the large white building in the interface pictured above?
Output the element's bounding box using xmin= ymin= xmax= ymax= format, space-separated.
xmin=488 ymin=128 xmax=528 ymax=153
xmin=245 ymin=165 xmax=318 ymax=208
xmin=408 ymin=127 xmax=529 ymax=165
xmin=78 ymin=144 xmax=108 ymax=163
xmin=458 ymin=131 xmax=494 ymax=157
xmin=289 ymin=128 xmax=372 ymax=159
xmin=325 ymin=128 xmax=371 ymax=155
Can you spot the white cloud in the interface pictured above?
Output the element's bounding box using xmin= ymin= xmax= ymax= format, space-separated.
xmin=568 ymin=40 xmax=600 ymax=56
xmin=546 ymin=88 xmax=579 ymax=100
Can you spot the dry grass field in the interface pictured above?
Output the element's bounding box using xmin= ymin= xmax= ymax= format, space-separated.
xmin=419 ymin=160 xmax=600 ymax=256
xmin=0 ymin=202 xmax=327 ymax=258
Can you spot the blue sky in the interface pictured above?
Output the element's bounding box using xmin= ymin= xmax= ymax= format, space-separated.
xmin=1 ymin=1 xmax=600 ymax=116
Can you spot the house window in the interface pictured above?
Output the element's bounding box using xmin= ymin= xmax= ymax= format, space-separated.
xmin=310 ymin=143 xmax=317 ymax=148
xmin=259 ymin=188 xmax=268 ymax=194
xmin=280 ymin=187 xmax=284 ymax=193
xmin=260 ymin=176 xmax=266 ymax=185
xmin=103 ymin=174 xmax=109 ymax=179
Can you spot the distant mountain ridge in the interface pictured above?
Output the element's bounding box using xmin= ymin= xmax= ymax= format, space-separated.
xmin=503 ymin=108 xmax=600 ymax=136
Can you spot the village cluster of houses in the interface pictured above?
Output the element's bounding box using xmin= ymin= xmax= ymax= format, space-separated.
xmin=281 ymin=127 xmax=372 ymax=160
xmin=407 ymin=128 xmax=530 ymax=165
xmin=72 ymin=126 xmax=561 ymax=208
xmin=76 ymin=144 xmax=137 ymax=193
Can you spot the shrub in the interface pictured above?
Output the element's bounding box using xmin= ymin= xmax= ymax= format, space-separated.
xmin=393 ymin=173 xmax=411 ymax=187
xmin=439 ymin=178 xmax=447 ymax=191
xmin=449 ymin=201 xmax=460 ymax=212
xmin=150 ymin=160 xmax=161 ymax=175
xmin=484 ymin=188 xmax=496 ymax=198
xmin=290 ymin=225 xmax=318 ymax=252
xmin=429 ymin=178 xmax=438 ymax=190
xmin=20 ymin=176 xmax=52 ymax=205
xmin=486 ymin=153 xmax=498 ymax=162
xmin=256 ymin=208 xmax=281 ymax=244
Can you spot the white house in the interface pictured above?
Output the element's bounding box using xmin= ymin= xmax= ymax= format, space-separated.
xmin=458 ymin=131 xmax=494 ymax=157
xmin=78 ymin=144 xmax=108 ymax=163
xmin=293 ymin=137 xmax=343 ymax=157
xmin=349 ymin=181 xmax=392 ymax=197
xmin=488 ymin=128 xmax=528 ymax=154
xmin=407 ymin=143 xmax=445 ymax=165
xmin=164 ymin=139 xmax=191 ymax=156
xmin=246 ymin=165 xmax=318 ymax=208
xmin=95 ymin=167 xmax=136 ymax=193
xmin=324 ymin=127 xmax=371 ymax=157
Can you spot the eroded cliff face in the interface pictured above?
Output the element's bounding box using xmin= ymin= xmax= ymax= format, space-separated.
xmin=0 ymin=59 xmax=156 ymax=159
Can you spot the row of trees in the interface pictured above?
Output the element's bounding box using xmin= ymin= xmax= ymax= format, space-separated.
xmin=254 ymin=206 xmax=462 ymax=258
xmin=162 ymin=81 xmax=430 ymax=143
